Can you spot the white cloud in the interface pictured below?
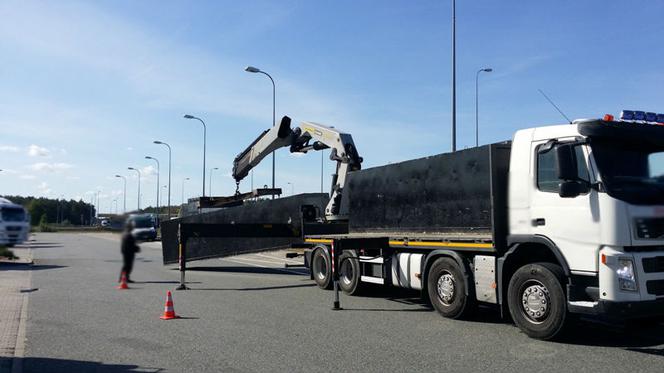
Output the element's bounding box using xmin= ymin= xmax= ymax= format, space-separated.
xmin=66 ymin=176 xmax=81 ymax=180
xmin=140 ymin=165 xmax=157 ymax=176
xmin=0 ymin=145 xmax=20 ymax=152
xmin=30 ymin=162 xmax=74 ymax=172
xmin=127 ymin=147 xmax=133 ymax=151
xmin=37 ymin=181 xmax=52 ymax=195
xmin=19 ymin=174 xmax=36 ymax=180
xmin=27 ymin=144 xmax=50 ymax=157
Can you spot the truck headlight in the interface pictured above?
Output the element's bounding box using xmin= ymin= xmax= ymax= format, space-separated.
xmin=616 ymin=259 xmax=638 ymax=292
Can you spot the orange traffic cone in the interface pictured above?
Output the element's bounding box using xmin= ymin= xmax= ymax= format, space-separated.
xmin=160 ymin=291 xmax=179 ymax=320
xmin=117 ymin=272 xmax=129 ymax=290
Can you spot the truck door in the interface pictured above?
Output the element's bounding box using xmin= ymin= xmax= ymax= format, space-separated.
xmin=529 ymin=140 xmax=600 ymax=273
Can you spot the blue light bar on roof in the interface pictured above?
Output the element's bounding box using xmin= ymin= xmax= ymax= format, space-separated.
xmin=621 ymin=110 xmax=635 ymax=120
xmin=658 ymin=114 xmax=664 ymax=123
xmin=634 ymin=111 xmax=646 ymax=121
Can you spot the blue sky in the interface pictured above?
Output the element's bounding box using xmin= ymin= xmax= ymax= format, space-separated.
xmin=1 ymin=0 xmax=663 ymax=212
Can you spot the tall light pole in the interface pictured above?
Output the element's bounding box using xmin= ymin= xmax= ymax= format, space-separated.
xmin=181 ymin=177 xmax=190 ymax=205
xmin=128 ymin=167 xmax=141 ymax=211
xmin=321 ymin=152 xmax=324 ymax=193
xmin=154 ymin=141 xmax=172 ymax=219
xmin=114 ymin=175 xmax=127 ymax=214
xmin=475 ymin=68 xmax=493 ymax=147
xmin=451 ymin=0 xmax=457 ymax=152
xmin=96 ymin=190 xmax=101 ymax=219
xmin=145 ymin=156 xmax=160 ymax=214
xmin=245 ymin=65 xmax=276 ymax=198
xmin=183 ymin=115 xmax=207 ymax=197
xmin=209 ymin=167 xmax=219 ymax=196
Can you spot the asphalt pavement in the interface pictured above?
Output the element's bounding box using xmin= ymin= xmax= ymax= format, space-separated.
xmin=12 ymin=232 xmax=664 ymax=372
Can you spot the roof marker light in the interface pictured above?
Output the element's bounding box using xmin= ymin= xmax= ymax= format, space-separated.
xmin=621 ymin=110 xmax=635 ymax=121
xmin=634 ymin=111 xmax=646 ymax=121
xmin=646 ymin=112 xmax=658 ymax=122
xmin=603 ymin=114 xmax=614 ymax=121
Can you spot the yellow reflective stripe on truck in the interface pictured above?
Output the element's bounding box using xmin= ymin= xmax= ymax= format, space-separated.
xmin=305 ymin=238 xmax=334 ymax=244
xmin=304 ymin=238 xmax=492 ymax=249
xmin=388 ymin=240 xmax=492 ymax=249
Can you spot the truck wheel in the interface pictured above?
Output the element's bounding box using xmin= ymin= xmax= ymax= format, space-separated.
xmin=311 ymin=247 xmax=332 ymax=289
xmin=427 ymin=257 xmax=474 ymax=319
xmin=339 ymin=252 xmax=363 ymax=295
xmin=507 ymin=263 xmax=567 ymax=340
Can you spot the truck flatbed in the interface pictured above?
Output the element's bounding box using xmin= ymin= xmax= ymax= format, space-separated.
xmin=304 ymin=231 xmax=494 ymax=251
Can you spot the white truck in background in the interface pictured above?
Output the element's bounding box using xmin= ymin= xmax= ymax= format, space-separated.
xmin=0 ymin=198 xmax=30 ymax=247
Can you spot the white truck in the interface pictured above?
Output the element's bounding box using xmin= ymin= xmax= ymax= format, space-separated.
xmin=299 ymin=111 xmax=664 ymax=339
xmin=0 ymin=197 xmax=30 ymax=247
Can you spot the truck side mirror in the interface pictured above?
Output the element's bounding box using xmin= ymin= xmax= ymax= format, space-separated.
xmin=559 ymin=180 xmax=589 ymax=198
xmin=555 ymin=144 xmax=578 ymax=181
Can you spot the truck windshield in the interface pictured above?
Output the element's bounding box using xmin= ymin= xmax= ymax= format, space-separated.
xmin=591 ymin=139 xmax=664 ymax=205
xmin=133 ymin=218 xmax=154 ymax=228
xmin=1 ymin=207 xmax=26 ymax=222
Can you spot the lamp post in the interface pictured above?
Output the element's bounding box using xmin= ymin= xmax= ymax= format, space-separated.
xmin=114 ymin=175 xmax=127 ymax=214
xmin=128 ymin=167 xmax=141 ymax=210
xmin=245 ymin=65 xmax=276 ymax=198
xmin=209 ymin=167 xmax=219 ymax=196
xmin=183 ymin=115 xmax=207 ymax=197
xmin=475 ymin=67 xmax=493 ymax=147
xmin=154 ymin=141 xmax=172 ymax=219
xmin=181 ymin=177 xmax=190 ymax=205
xmin=145 ymin=156 xmax=160 ymax=214
xmin=96 ymin=190 xmax=101 ymax=219
xmin=451 ymin=0 xmax=457 ymax=152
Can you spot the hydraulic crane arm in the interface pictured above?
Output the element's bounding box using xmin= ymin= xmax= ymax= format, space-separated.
xmin=232 ymin=116 xmax=362 ymax=220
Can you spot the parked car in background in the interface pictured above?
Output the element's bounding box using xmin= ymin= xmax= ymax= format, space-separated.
xmin=0 ymin=198 xmax=30 ymax=247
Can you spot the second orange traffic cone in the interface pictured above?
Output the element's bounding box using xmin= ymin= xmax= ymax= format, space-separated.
xmin=160 ymin=291 xmax=179 ymax=320
xmin=117 ymin=272 xmax=129 ymax=290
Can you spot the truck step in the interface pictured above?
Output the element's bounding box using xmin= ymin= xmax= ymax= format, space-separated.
xmin=360 ymin=275 xmax=384 ymax=285
xmin=359 ymin=256 xmax=384 ymax=264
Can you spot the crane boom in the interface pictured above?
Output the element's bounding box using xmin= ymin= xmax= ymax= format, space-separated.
xmin=232 ymin=116 xmax=362 ymax=220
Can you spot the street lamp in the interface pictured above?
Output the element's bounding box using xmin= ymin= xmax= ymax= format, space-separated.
xmin=128 ymin=167 xmax=141 ymax=210
xmin=245 ymin=65 xmax=276 ymax=199
xmin=451 ymin=0 xmax=457 ymax=152
xmin=183 ymin=114 xmax=207 ymax=197
xmin=145 ymin=156 xmax=160 ymax=214
xmin=209 ymin=167 xmax=219 ymax=196
xmin=154 ymin=141 xmax=172 ymax=219
xmin=96 ymin=190 xmax=101 ymax=219
xmin=475 ymin=67 xmax=493 ymax=147
xmin=181 ymin=177 xmax=190 ymax=205
xmin=114 ymin=175 xmax=127 ymax=214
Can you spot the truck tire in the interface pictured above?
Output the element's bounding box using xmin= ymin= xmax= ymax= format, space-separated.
xmin=339 ymin=251 xmax=363 ymax=295
xmin=427 ymin=257 xmax=474 ymax=319
xmin=507 ymin=262 xmax=567 ymax=340
xmin=311 ymin=247 xmax=332 ymax=290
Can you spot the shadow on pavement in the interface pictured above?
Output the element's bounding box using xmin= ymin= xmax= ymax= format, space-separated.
xmin=134 ymin=280 xmax=202 ymax=284
xmin=556 ymin=318 xmax=664 ymax=350
xmin=191 ymin=283 xmax=316 ymax=291
xmin=1 ymin=356 xmax=163 ymax=373
xmin=182 ymin=266 xmax=308 ymax=276
xmin=0 ymin=263 xmax=67 ymax=271
xmin=25 ymin=244 xmax=64 ymax=249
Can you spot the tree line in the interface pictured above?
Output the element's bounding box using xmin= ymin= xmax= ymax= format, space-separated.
xmin=2 ymin=195 xmax=96 ymax=226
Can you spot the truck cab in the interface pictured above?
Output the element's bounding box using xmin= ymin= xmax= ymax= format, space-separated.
xmin=508 ymin=112 xmax=664 ymax=327
xmin=0 ymin=198 xmax=30 ymax=247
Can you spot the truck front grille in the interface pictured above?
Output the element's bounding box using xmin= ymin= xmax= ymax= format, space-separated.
xmin=635 ymin=217 xmax=664 ymax=239
xmin=5 ymin=226 xmax=21 ymax=232
xmin=646 ymin=280 xmax=664 ymax=296
xmin=643 ymin=257 xmax=664 ymax=273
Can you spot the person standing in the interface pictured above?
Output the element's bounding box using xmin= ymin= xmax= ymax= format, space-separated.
xmin=120 ymin=221 xmax=140 ymax=283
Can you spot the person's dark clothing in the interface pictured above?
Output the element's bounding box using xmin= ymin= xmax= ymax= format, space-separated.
xmin=120 ymin=231 xmax=140 ymax=282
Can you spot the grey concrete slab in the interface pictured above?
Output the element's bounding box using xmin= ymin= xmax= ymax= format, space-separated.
xmin=16 ymin=233 xmax=664 ymax=373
